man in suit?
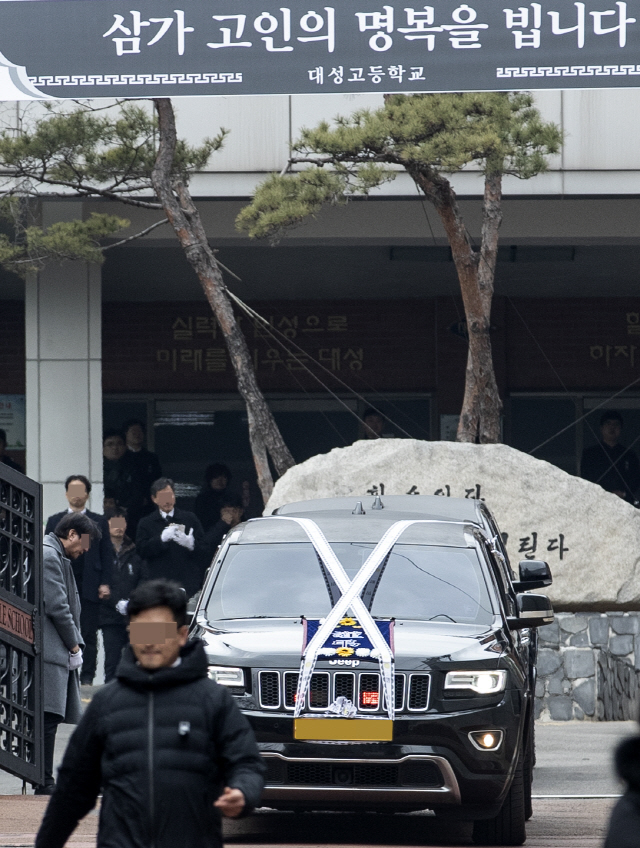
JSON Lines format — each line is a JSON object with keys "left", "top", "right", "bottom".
{"left": 39, "top": 512, "right": 101, "bottom": 793}
{"left": 136, "top": 477, "right": 205, "bottom": 600}
{"left": 45, "top": 475, "right": 113, "bottom": 686}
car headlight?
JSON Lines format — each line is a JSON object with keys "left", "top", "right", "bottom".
{"left": 208, "top": 666, "right": 245, "bottom": 687}
{"left": 444, "top": 670, "right": 507, "bottom": 695}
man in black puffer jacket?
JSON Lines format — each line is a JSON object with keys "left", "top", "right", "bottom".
{"left": 605, "top": 733, "right": 640, "bottom": 847}
{"left": 36, "top": 579, "right": 265, "bottom": 848}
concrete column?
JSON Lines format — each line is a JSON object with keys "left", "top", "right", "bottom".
{"left": 25, "top": 200, "right": 103, "bottom": 522}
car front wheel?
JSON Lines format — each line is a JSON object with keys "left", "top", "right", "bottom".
{"left": 472, "top": 754, "right": 526, "bottom": 846}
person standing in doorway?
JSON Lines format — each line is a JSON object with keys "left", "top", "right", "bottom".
{"left": 201, "top": 494, "right": 246, "bottom": 568}
{"left": 45, "top": 476, "right": 113, "bottom": 686}
{"left": 103, "top": 430, "right": 143, "bottom": 510}
{"left": 195, "top": 463, "right": 233, "bottom": 532}
{"left": 581, "top": 410, "right": 640, "bottom": 502}
{"left": 35, "top": 578, "right": 265, "bottom": 848}
{"left": 100, "top": 507, "right": 148, "bottom": 683}
{"left": 122, "top": 418, "right": 162, "bottom": 532}
{"left": 356, "top": 408, "right": 395, "bottom": 442}
{"left": 136, "top": 478, "right": 205, "bottom": 600}
{"left": 38, "top": 512, "right": 101, "bottom": 794}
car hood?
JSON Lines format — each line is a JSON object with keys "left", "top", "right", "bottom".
{"left": 195, "top": 617, "right": 505, "bottom": 670}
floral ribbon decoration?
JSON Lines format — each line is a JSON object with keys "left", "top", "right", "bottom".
{"left": 269, "top": 515, "right": 443, "bottom": 722}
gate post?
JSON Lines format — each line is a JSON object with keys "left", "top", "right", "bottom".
{"left": 0, "top": 463, "right": 44, "bottom": 788}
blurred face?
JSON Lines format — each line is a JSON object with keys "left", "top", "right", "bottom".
{"left": 61, "top": 529, "right": 91, "bottom": 560}
{"left": 126, "top": 424, "right": 145, "bottom": 449}
{"left": 221, "top": 506, "right": 243, "bottom": 527}
{"left": 109, "top": 515, "right": 127, "bottom": 541}
{"left": 129, "top": 606, "right": 188, "bottom": 670}
{"left": 66, "top": 480, "right": 89, "bottom": 511}
{"left": 210, "top": 475, "right": 228, "bottom": 491}
{"left": 601, "top": 419, "right": 622, "bottom": 446}
{"left": 364, "top": 414, "right": 385, "bottom": 438}
{"left": 152, "top": 486, "right": 176, "bottom": 513}
{"left": 104, "top": 435, "right": 126, "bottom": 461}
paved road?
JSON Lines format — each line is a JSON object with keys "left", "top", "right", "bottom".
{"left": 0, "top": 719, "right": 635, "bottom": 846}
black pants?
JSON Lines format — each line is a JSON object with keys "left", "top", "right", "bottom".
{"left": 80, "top": 599, "right": 100, "bottom": 683}
{"left": 102, "top": 622, "right": 128, "bottom": 682}
{"left": 43, "top": 711, "right": 63, "bottom": 787}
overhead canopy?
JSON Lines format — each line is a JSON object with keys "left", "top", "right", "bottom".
{"left": 1, "top": 0, "right": 640, "bottom": 100}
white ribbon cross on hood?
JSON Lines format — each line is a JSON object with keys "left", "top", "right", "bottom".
{"left": 270, "top": 516, "right": 430, "bottom": 720}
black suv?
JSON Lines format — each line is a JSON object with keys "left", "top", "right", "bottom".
{"left": 190, "top": 495, "right": 553, "bottom": 846}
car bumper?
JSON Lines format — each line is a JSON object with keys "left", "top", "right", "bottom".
{"left": 260, "top": 751, "right": 461, "bottom": 808}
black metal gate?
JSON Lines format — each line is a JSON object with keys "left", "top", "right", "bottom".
{"left": 0, "top": 462, "right": 44, "bottom": 787}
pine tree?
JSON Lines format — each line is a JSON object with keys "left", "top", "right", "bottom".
{"left": 237, "top": 92, "right": 562, "bottom": 443}
{"left": 0, "top": 100, "right": 295, "bottom": 501}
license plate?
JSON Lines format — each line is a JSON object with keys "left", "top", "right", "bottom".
{"left": 294, "top": 718, "right": 393, "bottom": 742}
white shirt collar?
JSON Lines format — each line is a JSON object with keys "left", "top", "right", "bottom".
{"left": 170, "top": 657, "right": 182, "bottom": 668}
{"left": 67, "top": 507, "right": 87, "bottom": 515}
{"left": 127, "top": 446, "right": 142, "bottom": 452}
{"left": 160, "top": 508, "right": 175, "bottom": 519}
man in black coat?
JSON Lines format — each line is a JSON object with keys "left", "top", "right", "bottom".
{"left": 45, "top": 475, "right": 114, "bottom": 685}
{"left": 136, "top": 477, "right": 205, "bottom": 600}
{"left": 35, "top": 579, "right": 265, "bottom": 848}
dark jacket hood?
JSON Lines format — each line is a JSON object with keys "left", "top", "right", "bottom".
{"left": 116, "top": 638, "right": 209, "bottom": 690}
{"left": 616, "top": 735, "right": 640, "bottom": 790}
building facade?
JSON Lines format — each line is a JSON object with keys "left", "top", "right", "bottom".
{"left": 1, "top": 89, "right": 640, "bottom": 517}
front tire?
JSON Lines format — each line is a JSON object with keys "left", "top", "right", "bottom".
{"left": 524, "top": 719, "right": 534, "bottom": 820}
{"left": 472, "top": 755, "right": 526, "bottom": 846}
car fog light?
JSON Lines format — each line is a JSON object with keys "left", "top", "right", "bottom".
{"left": 469, "top": 730, "right": 504, "bottom": 751}
{"left": 208, "top": 666, "right": 245, "bottom": 688}
{"left": 444, "top": 670, "right": 507, "bottom": 695}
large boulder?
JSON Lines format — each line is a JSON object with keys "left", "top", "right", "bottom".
{"left": 266, "top": 440, "right": 640, "bottom": 609}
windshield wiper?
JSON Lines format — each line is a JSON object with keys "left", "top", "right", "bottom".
{"left": 428, "top": 614, "right": 457, "bottom": 623}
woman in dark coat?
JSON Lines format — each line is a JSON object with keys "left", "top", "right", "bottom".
{"left": 605, "top": 731, "right": 640, "bottom": 846}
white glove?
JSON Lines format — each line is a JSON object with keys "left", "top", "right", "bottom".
{"left": 161, "top": 526, "right": 178, "bottom": 543}
{"left": 69, "top": 648, "right": 83, "bottom": 671}
{"left": 174, "top": 527, "right": 195, "bottom": 551}
{"left": 116, "top": 599, "right": 128, "bottom": 616}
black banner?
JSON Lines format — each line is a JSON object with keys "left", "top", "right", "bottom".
{"left": 0, "top": 0, "right": 640, "bottom": 99}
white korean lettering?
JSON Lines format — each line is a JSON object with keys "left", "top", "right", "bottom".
{"left": 503, "top": 3, "right": 541, "bottom": 47}
{"left": 590, "top": 1, "right": 636, "bottom": 47}
{"left": 328, "top": 65, "right": 344, "bottom": 82}
{"left": 398, "top": 6, "right": 442, "bottom": 48}
{"left": 548, "top": 2, "right": 585, "bottom": 48}
{"left": 440, "top": 4, "right": 488, "bottom": 48}
{"left": 298, "top": 8, "right": 336, "bottom": 52}
{"left": 388, "top": 64, "right": 405, "bottom": 81}
{"left": 355, "top": 6, "right": 394, "bottom": 50}
{"left": 103, "top": 11, "right": 150, "bottom": 55}
{"left": 208, "top": 15, "right": 252, "bottom": 48}
{"left": 409, "top": 65, "right": 425, "bottom": 79}
{"left": 348, "top": 67, "right": 365, "bottom": 80}
{"left": 254, "top": 8, "right": 293, "bottom": 51}
{"left": 308, "top": 65, "right": 324, "bottom": 83}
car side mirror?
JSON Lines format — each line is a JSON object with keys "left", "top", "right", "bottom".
{"left": 512, "top": 560, "right": 553, "bottom": 592}
{"left": 507, "top": 593, "right": 554, "bottom": 630}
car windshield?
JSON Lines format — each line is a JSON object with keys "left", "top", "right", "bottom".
{"left": 206, "top": 542, "right": 494, "bottom": 625}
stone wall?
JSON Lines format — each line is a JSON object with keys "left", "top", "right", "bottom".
{"left": 536, "top": 612, "right": 640, "bottom": 720}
